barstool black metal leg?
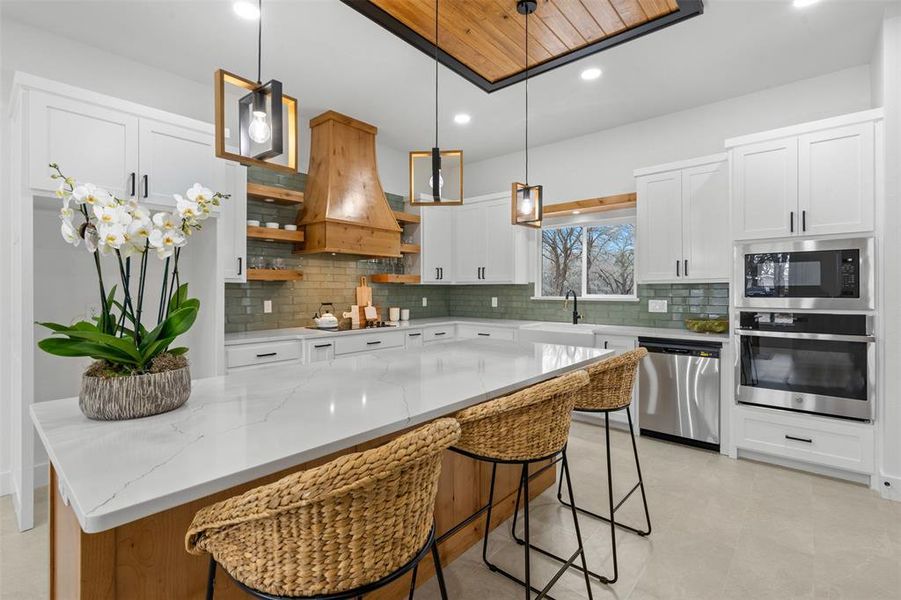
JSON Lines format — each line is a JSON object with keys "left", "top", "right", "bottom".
{"left": 408, "top": 563, "right": 419, "bottom": 600}
{"left": 603, "top": 413, "right": 619, "bottom": 585}
{"left": 206, "top": 557, "right": 217, "bottom": 600}
{"left": 431, "top": 539, "right": 450, "bottom": 600}
{"left": 557, "top": 409, "right": 651, "bottom": 538}
{"left": 481, "top": 463, "right": 498, "bottom": 569}
{"left": 522, "top": 464, "right": 531, "bottom": 600}
{"left": 562, "top": 451, "right": 595, "bottom": 598}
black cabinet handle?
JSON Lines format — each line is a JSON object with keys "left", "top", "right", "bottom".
{"left": 129, "top": 172, "right": 136, "bottom": 197}
{"left": 785, "top": 435, "right": 813, "bottom": 444}
{"left": 435, "top": 267, "right": 440, "bottom": 280}
{"left": 684, "top": 259, "right": 688, "bottom": 277}
{"left": 676, "top": 260, "right": 680, "bottom": 277}
{"left": 366, "top": 340, "right": 382, "bottom": 346}
{"left": 604, "top": 341, "right": 608, "bottom": 349}
{"left": 237, "top": 257, "right": 243, "bottom": 276}
{"left": 477, "top": 332, "right": 490, "bottom": 337}
{"left": 314, "top": 343, "right": 332, "bottom": 349}
{"left": 790, "top": 211, "right": 794, "bottom": 233}
{"left": 142, "top": 174, "right": 149, "bottom": 198}
{"left": 255, "top": 352, "right": 277, "bottom": 358}
{"left": 434, "top": 332, "right": 446, "bottom": 336}
{"left": 802, "top": 210, "right": 807, "bottom": 232}
{"left": 408, "top": 333, "right": 422, "bottom": 337}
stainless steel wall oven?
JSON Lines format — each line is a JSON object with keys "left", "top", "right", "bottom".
{"left": 736, "top": 312, "right": 874, "bottom": 421}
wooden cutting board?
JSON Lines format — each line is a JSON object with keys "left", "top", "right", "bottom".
{"left": 356, "top": 276, "right": 373, "bottom": 307}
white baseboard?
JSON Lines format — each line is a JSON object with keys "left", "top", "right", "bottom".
{"left": 878, "top": 473, "right": 901, "bottom": 501}
{"left": 737, "top": 449, "right": 871, "bottom": 486}
{"left": 0, "top": 462, "right": 49, "bottom": 497}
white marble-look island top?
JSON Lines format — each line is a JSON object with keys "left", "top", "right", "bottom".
{"left": 31, "top": 339, "right": 609, "bottom": 533}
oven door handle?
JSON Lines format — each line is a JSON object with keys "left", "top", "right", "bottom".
{"left": 736, "top": 330, "right": 875, "bottom": 343}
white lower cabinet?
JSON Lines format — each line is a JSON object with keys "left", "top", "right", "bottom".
{"left": 333, "top": 331, "right": 405, "bottom": 356}
{"left": 424, "top": 325, "right": 456, "bottom": 342}
{"left": 226, "top": 340, "right": 303, "bottom": 370}
{"left": 456, "top": 324, "right": 516, "bottom": 341}
{"left": 733, "top": 405, "right": 874, "bottom": 474}
{"left": 306, "top": 339, "right": 336, "bottom": 363}
{"left": 404, "top": 330, "right": 424, "bottom": 348}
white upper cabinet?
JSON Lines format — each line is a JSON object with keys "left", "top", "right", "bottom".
{"left": 731, "top": 139, "right": 798, "bottom": 240}
{"left": 682, "top": 161, "right": 731, "bottom": 280}
{"left": 727, "top": 110, "right": 881, "bottom": 241}
{"left": 420, "top": 206, "right": 454, "bottom": 283}
{"left": 798, "top": 122, "right": 874, "bottom": 236}
{"left": 28, "top": 91, "right": 139, "bottom": 197}
{"left": 637, "top": 170, "right": 683, "bottom": 282}
{"left": 636, "top": 154, "right": 730, "bottom": 283}
{"left": 420, "top": 192, "right": 531, "bottom": 285}
{"left": 138, "top": 119, "right": 222, "bottom": 208}
{"left": 221, "top": 160, "right": 247, "bottom": 283}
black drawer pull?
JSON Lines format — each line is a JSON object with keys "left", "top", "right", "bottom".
{"left": 434, "top": 332, "right": 446, "bottom": 336}
{"left": 785, "top": 435, "right": 813, "bottom": 444}
{"left": 408, "top": 333, "right": 422, "bottom": 337}
{"left": 255, "top": 352, "right": 277, "bottom": 358}
{"left": 477, "top": 333, "right": 491, "bottom": 337}
{"left": 314, "top": 343, "right": 332, "bottom": 349}
{"left": 366, "top": 341, "right": 382, "bottom": 346}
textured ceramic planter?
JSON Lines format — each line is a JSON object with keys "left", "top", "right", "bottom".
{"left": 79, "top": 366, "right": 191, "bottom": 420}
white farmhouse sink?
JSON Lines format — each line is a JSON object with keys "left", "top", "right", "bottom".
{"left": 519, "top": 322, "right": 598, "bottom": 348}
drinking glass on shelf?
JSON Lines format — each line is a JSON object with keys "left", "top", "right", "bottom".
{"left": 249, "top": 256, "right": 266, "bottom": 270}
{"left": 273, "top": 258, "right": 286, "bottom": 270}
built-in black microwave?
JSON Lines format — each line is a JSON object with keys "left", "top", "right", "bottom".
{"left": 735, "top": 238, "right": 873, "bottom": 310}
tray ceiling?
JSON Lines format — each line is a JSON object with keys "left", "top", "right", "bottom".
{"left": 342, "top": 0, "right": 704, "bottom": 92}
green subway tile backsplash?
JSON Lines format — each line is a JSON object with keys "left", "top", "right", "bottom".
{"left": 225, "top": 167, "right": 727, "bottom": 333}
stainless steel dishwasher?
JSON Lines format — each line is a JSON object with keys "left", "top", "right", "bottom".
{"left": 638, "top": 338, "right": 721, "bottom": 451}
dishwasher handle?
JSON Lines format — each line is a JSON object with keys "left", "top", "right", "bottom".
{"left": 639, "top": 338, "right": 721, "bottom": 359}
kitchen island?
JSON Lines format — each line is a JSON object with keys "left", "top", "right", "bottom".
{"left": 32, "top": 338, "right": 609, "bottom": 599}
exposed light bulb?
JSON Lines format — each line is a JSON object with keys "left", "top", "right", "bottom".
{"left": 248, "top": 110, "right": 271, "bottom": 144}
{"left": 518, "top": 189, "right": 534, "bottom": 216}
{"left": 428, "top": 171, "right": 445, "bottom": 192}
{"left": 233, "top": 1, "right": 260, "bottom": 20}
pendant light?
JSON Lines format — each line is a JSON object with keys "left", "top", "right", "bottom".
{"left": 214, "top": 0, "right": 299, "bottom": 173}
{"left": 410, "top": 0, "right": 463, "bottom": 206}
{"left": 512, "top": 0, "right": 542, "bottom": 227}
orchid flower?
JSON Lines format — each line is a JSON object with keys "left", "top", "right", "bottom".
{"left": 60, "top": 219, "right": 80, "bottom": 247}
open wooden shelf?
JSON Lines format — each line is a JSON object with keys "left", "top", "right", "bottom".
{"left": 393, "top": 210, "right": 421, "bottom": 224}
{"left": 369, "top": 273, "right": 421, "bottom": 284}
{"left": 247, "top": 183, "right": 305, "bottom": 206}
{"left": 247, "top": 269, "right": 304, "bottom": 282}
{"left": 246, "top": 226, "right": 305, "bottom": 243}
{"left": 400, "top": 243, "right": 421, "bottom": 254}
{"left": 543, "top": 193, "right": 637, "bottom": 217}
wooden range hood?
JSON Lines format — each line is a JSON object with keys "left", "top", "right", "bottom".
{"left": 296, "top": 111, "right": 402, "bottom": 257}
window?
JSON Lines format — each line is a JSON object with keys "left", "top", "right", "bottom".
{"left": 540, "top": 219, "right": 635, "bottom": 299}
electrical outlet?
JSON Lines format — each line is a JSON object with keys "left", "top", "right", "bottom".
{"left": 491, "top": 297, "right": 498, "bottom": 308}
{"left": 422, "top": 297, "right": 428, "bottom": 307}
{"left": 648, "top": 299, "right": 668, "bottom": 313}
{"left": 264, "top": 300, "right": 273, "bottom": 314}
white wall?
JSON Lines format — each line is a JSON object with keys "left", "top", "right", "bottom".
{"left": 0, "top": 19, "right": 408, "bottom": 196}
{"left": 462, "top": 66, "right": 873, "bottom": 203}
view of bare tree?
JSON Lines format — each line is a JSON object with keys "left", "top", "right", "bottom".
{"left": 541, "top": 227, "right": 582, "bottom": 296}
{"left": 541, "top": 223, "right": 634, "bottom": 297}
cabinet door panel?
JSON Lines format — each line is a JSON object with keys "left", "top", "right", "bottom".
{"left": 220, "top": 161, "right": 247, "bottom": 282}
{"left": 798, "top": 122, "right": 874, "bottom": 236}
{"left": 139, "top": 119, "right": 220, "bottom": 208}
{"left": 421, "top": 206, "right": 454, "bottom": 283}
{"left": 637, "top": 171, "right": 683, "bottom": 282}
{"left": 29, "top": 91, "right": 138, "bottom": 196}
{"left": 481, "top": 201, "right": 515, "bottom": 283}
{"left": 682, "top": 161, "right": 730, "bottom": 281}
{"left": 453, "top": 204, "right": 484, "bottom": 283}
{"left": 732, "top": 139, "right": 798, "bottom": 240}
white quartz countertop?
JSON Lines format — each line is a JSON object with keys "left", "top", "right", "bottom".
{"left": 31, "top": 339, "right": 609, "bottom": 533}
{"left": 224, "top": 317, "right": 729, "bottom": 346}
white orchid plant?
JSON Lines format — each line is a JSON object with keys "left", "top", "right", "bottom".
{"left": 38, "top": 163, "right": 229, "bottom": 376}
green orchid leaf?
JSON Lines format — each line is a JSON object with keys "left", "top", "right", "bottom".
{"left": 168, "top": 347, "right": 189, "bottom": 356}
{"left": 38, "top": 338, "right": 139, "bottom": 365}
{"left": 49, "top": 330, "right": 142, "bottom": 362}
{"left": 167, "top": 283, "right": 190, "bottom": 314}
{"left": 139, "top": 305, "right": 197, "bottom": 353}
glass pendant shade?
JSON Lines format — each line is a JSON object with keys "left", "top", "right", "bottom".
{"left": 512, "top": 182, "right": 542, "bottom": 227}
{"left": 409, "top": 149, "right": 463, "bottom": 205}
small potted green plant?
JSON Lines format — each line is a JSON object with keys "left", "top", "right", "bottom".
{"left": 37, "top": 164, "right": 228, "bottom": 420}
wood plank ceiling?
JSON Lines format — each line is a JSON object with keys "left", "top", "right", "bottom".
{"left": 343, "top": 0, "right": 702, "bottom": 92}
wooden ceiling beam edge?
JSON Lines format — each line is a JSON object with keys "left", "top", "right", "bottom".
{"left": 543, "top": 193, "right": 637, "bottom": 216}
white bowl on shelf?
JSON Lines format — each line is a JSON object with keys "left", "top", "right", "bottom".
{"left": 246, "top": 220, "right": 260, "bottom": 227}
{"left": 284, "top": 224, "right": 298, "bottom": 231}
{"left": 265, "top": 222, "right": 280, "bottom": 229}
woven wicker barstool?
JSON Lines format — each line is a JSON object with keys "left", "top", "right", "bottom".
{"left": 510, "top": 348, "right": 651, "bottom": 586}
{"left": 185, "top": 418, "right": 461, "bottom": 600}
{"left": 430, "top": 370, "right": 594, "bottom": 600}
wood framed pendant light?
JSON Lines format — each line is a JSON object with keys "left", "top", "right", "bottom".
{"left": 512, "top": 0, "right": 542, "bottom": 228}
{"left": 409, "top": 0, "right": 463, "bottom": 206}
{"left": 214, "top": 0, "right": 299, "bottom": 173}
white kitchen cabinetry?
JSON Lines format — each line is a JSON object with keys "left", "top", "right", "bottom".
{"left": 727, "top": 111, "right": 881, "bottom": 241}
{"left": 423, "top": 325, "right": 456, "bottom": 342}
{"left": 226, "top": 340, "right": 303, "bottom": 370}
{"left": 405, "top": 330, "right": 424, "bottom": 348}
{"left": 221, "top": 160, "right": 248, "bottom": 283}
{"left": 420, "top": 206, "right": 454, "bottom": 283}
{"left": 636, "top": 154, "right": 729, "bottom": 283}
{"left": 333, "top": 330, "right": 405, "bottom": 356}
{"left": 421, "top": 192, "right": 533, "bottom": 285}
{"left": 306, "top": 339, "right": 336, "bottom": 363}
{"left": 456, "top": 324, "right": 516, "bottom": 341}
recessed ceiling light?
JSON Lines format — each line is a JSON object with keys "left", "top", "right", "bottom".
{"left": 580, "top": 67, "right": 602, "bottom": 81}
{"left": 233, "top": 1, "right": 260, "bottom": 20}
{"left": 454, "top": 113, "right": 471, "bottom": 125}
{"left": 572, "top": 210, "right": 581, "bottom": 215}
{"left": 792, "top": 0, "right": 820, "bottom": 7}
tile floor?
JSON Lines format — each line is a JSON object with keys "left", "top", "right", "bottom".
{"left": 2, "top": 421, "right": 900, "bottom": 599}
